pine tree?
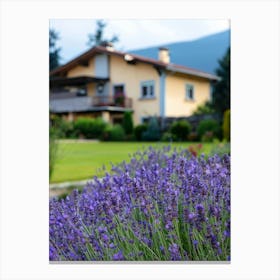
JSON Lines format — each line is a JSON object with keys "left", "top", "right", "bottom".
{"left": 49, "top": 29, "right": 61, "bottom": 71}
{"left": 87, "top": 20, "right": 119, "bottom": 47}
{"left": 122, "top": 111, "right": 134, "bottom": 135}
{"left": 211, "top": 47, "right": 230, "bottom": 119}
{"left": 142, "top": 117, "right": 160, "bottom": 141}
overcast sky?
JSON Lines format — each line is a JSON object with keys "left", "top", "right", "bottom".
{"left": 50, "top": 19, "right": 230, "bottom": 64}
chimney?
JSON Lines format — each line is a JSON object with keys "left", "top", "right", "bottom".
{"left": 158, "top": 47, "right": 170, "bottom": 64}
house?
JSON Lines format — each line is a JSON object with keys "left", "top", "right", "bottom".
{"left": 50, "top": 43, "right": 219, "bottom": 125}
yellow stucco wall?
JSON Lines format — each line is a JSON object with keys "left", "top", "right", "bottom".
{"left": 67, "top": 58, "right": 95, "bottom": 77}
{"left": 165, "top": 74, "right": 211, "bottom": 117}
{"left": 87, "top": 83, "right": 95, "bottom": 96}
{"left": 109, "top": 55, "right": 160, "bottom": 125}
{"left": 66, "top": 58, "right": 96, "bottom": 96}
{"left": 63, "top": 53, "right": 212, "bottom": 124}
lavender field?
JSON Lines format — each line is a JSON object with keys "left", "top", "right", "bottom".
{"left": 49, "top": 146, "right": 230, "bottom": 261}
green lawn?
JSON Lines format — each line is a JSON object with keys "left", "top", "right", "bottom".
{"left": 50, "top": 141, "right": 226, "bottom": 183}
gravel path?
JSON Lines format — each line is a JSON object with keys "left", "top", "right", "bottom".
{"left": 49, "top": 179, "right": 92, "bottom": 198}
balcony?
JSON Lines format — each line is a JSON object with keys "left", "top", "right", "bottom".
{"left": 49, "top": 91, "right": 133, "bottom": 113}
{"left": 91, "top": 96, "right": 132, "bottom": 108}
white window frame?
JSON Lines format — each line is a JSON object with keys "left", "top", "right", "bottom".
{"left": 140, "top": 80, "right": 155, "bottom": 99}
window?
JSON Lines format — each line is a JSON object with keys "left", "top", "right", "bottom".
{"left": 76, "top": 87, "right": 87, "bottom": 96}
{"left": 113, "top": 84, "right": 125, "bottom": 96}
{"left": 186, "top": 84, "right": 194, "bottom": 100}
{"left": 113, "top": 84, "right": 126, "bottom": 106}
{"left": 140, "top": 81, "right": 155, "bottom": 99}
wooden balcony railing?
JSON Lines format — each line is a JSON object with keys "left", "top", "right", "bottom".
{"left": 91, "top": 96, "right": 132, "bottom": 108}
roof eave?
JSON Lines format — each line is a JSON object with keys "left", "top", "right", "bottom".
{"left": 49, "top": 46, "right": 103, "bottom": 76}
{"left": 166, "top": 65, "right": 220, "bottom": 81}
{"left": 49, "top": 46, "right": 220, "bottom": 82}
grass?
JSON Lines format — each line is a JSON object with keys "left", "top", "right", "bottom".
{"left": 50, "top": 141, "right": 223, "bottom": 183}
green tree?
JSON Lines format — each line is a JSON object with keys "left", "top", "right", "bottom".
{"left": 222, "top": 109, "right": 230, "bottom": 141}
{"left": 197, "top": 119, "right": 220, "bottom": 141}
{"left": 87, "top": 20, "right": 119, "bottom": 47}
{"left": 193, "top": 101, "right": 214, "bottom": 115}
{"left": 211, "top": 47, "right": 230, "bottom": 119}
{"left": 49, "top": 29, "right": 61, "bottom": 71}
{"left": 122, "top": 111, "right": 134, "bottom": 135}
{"left": 170, "top": 120, "right": 191, "bottom": 141}
{"left": 134, "top": 124, "right": 147, "bottom": 141}
{"left": 142, "top": 117, "right": 160, "bottom": 141}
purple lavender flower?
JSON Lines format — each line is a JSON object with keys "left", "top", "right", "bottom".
{"left": 112, "top": 251, "right": 125, "bottom": 261}
{"left": 49, "top": 146, "right": 230, "bottom": 261}
{"left": 196, "top": 204, "right": 204, "bottom": 213}
{"left": 168, "top": 243, "right": 181, "bottom": 260}
{"left": 101, "top": 233, "right": 109, "bottom": 243}
{"left": 49, "top": 245, "right": 58, "bottom": 261}
{"left": 187, "top": 213, "right": 196, "bottom": 222}
{"left": 193, "top": 240, "right": 198, "bottom": 247}
{"left": 223, "top": 220, "right": 231, "bottom": 238}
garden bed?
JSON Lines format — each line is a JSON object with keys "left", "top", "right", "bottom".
{"left": 50, "top": 146, "right": 230, "bottom": 261}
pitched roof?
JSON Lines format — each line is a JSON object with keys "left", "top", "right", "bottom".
{"left": 50, "top": 46, "right": 219, "bottom": 81}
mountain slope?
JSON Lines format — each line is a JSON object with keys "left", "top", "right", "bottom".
{"left": 129, "top": 30, "right": 230, "bottom": 74}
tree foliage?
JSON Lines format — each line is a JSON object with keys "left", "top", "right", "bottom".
{"left": 122, "top": 111, "right": 134, "bottom": 135}
{"left": 87, "top": 20, "right": 119, "bottom": 47}
{"left": 134, "top": 124, "right": 148, "bottom": 141}
{"left": 222, "top": 109, "right": 230, "bottom": 141}
{"left": 211, "top": 47, "right": 230, "bottom": 119}
{"left": 142, "top": 117, "right": 160, "bottom": 141}
{"left": 170, "top": 120, "right": 191, "bottom": 141}
{"left": 197, "top": 119, "right": 220, "bottom": 140}
{"left": 73, "top": 117, "right": 107, "bottom": 139}
{"left": 49, "top": 29, "right": 61, "bottom": 71}
{"left": 193, "top": 101, "right": 215, "bottom": 115}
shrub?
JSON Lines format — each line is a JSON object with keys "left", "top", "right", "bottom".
{"left": 122, "top": 111, "right": 134, "bottom": 135}
{"left": 197, "top": 119, "right": 220, "bottom": 141}
{"left": 170, "top": 120, "right": 191, "bottom": 141}
{"left": 73, "top": 117, "right": 107, "bottom": 139}
{"left": 50, "top": 146, "right": 230, "bottom": 261}
{"left": 134, "top": 124, "right": 148, "bottom": 141}
{"left": 124, "top": 134, "right": 136, "bottom": 141}
{"left": 50, "top": 116, "right": 75, "bottom": 138}
{"left": 161, "top": 131, "right": 176, "bottom": 142}
{"left": 223, "top": 109, "right": 230, "bottom": 141}
{"left": 201, "top": 131, "right": 214, "bottom": 142}
{"left": 59, "top": 119, "right": 74, "bottom": 138}
{"left": 192, "top": 101, "right": 214, "bottom": 115}
{"left": 188, "top": 131, "right": 199, "bottom": 142}
{"left": 102, "top": 124, "right": 125, "bottom": 141}
{"left": 142, "top": 117, "right": 161, "bottom": 141}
